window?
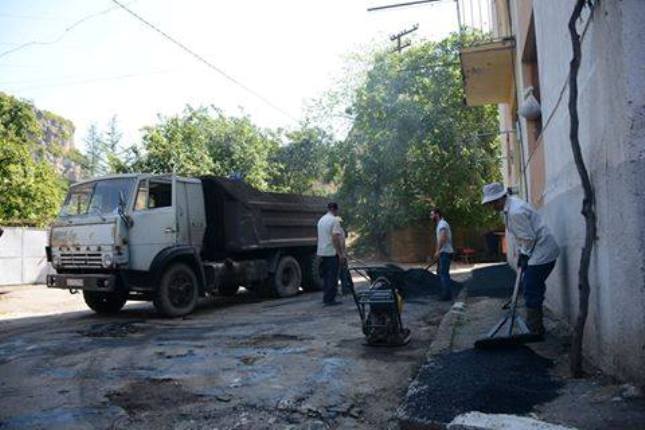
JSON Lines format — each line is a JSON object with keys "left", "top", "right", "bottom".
{"left": 134, "top": 179, "right": 172, "bottom": 210}
{"left": 134, "top": 182, "right": 148, "bottom": 210}
{"left": 60, "top": 182, "right": 93, "bottom": 216}
{"left": 149, "top": 181, "right": 172, "bottom": 208}
{"left": 60, "top": 178, "right": 135, "bottom": 217}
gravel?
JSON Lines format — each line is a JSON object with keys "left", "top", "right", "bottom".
{"left": 400, "top": 346, "right": 563, "bottom": 424}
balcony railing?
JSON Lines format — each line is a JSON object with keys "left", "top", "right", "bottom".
{"left": 457, "top": 0, "right": 512, "bottom": 46}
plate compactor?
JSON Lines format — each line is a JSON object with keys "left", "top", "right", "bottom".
{"left": 347, "top": 266, "right": 411, "bottom": 347}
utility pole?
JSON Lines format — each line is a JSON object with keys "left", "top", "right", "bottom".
{"left": 390, "top": 24, "right": 419, "bottom": 53}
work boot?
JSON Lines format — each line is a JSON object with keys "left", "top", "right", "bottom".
{"left": 526, "top": 307, "right": 545, "bottom": 337}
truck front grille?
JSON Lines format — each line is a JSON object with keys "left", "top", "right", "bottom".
{"left": 60, "top": 252, "right": 103, "bottom": 268}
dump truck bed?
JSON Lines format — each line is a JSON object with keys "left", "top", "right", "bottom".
{"left": 200, "top": 176, "right": 327, "bottom": 259}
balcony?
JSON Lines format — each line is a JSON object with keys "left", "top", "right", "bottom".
{"left": 456, "top": 0, "right": 515, "bottom": 106}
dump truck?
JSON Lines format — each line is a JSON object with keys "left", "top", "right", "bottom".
{"left": 46, "top": 174, "right": 327, "bottom": 316}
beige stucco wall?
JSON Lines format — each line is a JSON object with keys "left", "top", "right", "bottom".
{"left": 525, "top": 0, "right": 645, "bottom": 383}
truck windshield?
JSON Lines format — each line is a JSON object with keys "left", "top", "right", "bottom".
{"left": 59, "top": 178, "right": 136, "bottom": 217}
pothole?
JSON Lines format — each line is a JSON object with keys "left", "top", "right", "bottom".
{"left": 107, "top": 378, "right": 205, "bottom": 415}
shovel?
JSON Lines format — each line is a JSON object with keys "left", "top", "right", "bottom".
{"left": 474, "top": 266, "right": 543, "bottom": 349}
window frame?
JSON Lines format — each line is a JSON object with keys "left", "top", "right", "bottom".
{"left": 132, "top": 177, "right": 173, "bottom": 212}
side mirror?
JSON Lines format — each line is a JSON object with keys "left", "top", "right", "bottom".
{"left": 118, "top": 191, "right": 134, "bottom": 228}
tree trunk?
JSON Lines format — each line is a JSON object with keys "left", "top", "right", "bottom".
{"left": 568, "top": 0, "right": 598, "bottom": 378}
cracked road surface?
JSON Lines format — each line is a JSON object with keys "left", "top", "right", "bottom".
{"left": 0, "top": 279, "right": 452, "bottom": 429}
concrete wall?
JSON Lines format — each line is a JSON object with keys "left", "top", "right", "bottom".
{"left": 0, "top": 228, "right": 52, "bottom": 286}
{"left": 529, "top": 0, "right": 645, "bottom": 383}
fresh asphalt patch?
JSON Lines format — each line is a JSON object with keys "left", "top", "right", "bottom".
{"left": 399, "top": 346, "right": 563, "bottom": 424}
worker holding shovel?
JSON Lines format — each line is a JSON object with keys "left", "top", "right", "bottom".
{"left": 481, "top": 183, "right": 560, "bottom": 336}
{"left": 431, "top": 208, "right": 454, "bottom": 301}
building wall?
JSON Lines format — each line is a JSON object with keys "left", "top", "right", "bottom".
{"left": 0, "top": 228, "right": 52, "bottom": 286}
{"left": 528, "top": 0, "right": 645, "bottom": 383}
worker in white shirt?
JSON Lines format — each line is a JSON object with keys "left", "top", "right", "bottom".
{"left": 316, "top": 202, "right": 346, "bottom": 306}
{"left": 431, "top": 208, "right": 454, "bottom": 301}
{"left": 481, "top": 182, "right": 560, "bottom": 335}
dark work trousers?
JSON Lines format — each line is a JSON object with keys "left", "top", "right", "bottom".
{"left": 339, "top": 260, "right": 354, "bottom": 295}
{"left": 321, "top": 256, "right": 339, "bottom": 304}
{"left": 438, "top": 252, "right": 454, "bottom": 299}
{"left": 523, "top": 260, "right": 556, "bottom": 309}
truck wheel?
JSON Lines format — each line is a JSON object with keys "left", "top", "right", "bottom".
{"left": 154, "top": 263, "right": 199, "bottom": 317}
{"left": 83, "top": 291, "right": 127, "bottom": 314}
{"left": 219, "top": 283, "right": 240, "bottom": 297}
{"left": 302, "top": 255, "right": 324, "bottom": 291}
{"left": 272, "top": 255, "right": 302, "bottom": 298}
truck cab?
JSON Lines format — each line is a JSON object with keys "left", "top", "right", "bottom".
{"left": 47, "top": 174, "right": 324, "bottom": 317}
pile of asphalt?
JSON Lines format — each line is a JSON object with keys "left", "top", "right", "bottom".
{"left": 366, "top": 264, "right": 444, "bottom": 298}
{"left": 464, "top": 263, "right": 516, "bottom": 298}
{"left": 399, "top": 346, "right": 563, "bottom": 425}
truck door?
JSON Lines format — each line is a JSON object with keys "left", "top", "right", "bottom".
{"left": 128, "top": 177, "right": 177, "bottom": 271}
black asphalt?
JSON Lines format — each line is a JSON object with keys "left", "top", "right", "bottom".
{"left": 464, "top": 263, "right": 515, "bottom": 298}
{"left": 400, "top": 346, "right": 563, "bottom": 424}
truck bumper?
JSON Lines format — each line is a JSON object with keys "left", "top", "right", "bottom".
{"left": 47, "top": 273, "right": 117, "bottom": 292}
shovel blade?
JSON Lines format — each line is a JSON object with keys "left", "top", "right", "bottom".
{"left": 474, "top": 315, "right": 544, "bottom": 349}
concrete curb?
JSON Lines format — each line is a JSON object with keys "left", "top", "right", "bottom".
{"left": 426, "top": 289, "right": 467, "bottom": 357}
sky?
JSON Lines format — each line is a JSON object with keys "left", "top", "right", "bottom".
{"left": 0, "top": 0, "right": 459, "bottom": 151}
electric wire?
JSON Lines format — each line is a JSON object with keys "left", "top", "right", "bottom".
{"left": 0, "top": 1, "right": 137, "bottom": 60}
{"left": 110, "top": 0, "right": 297, "bottom": 122}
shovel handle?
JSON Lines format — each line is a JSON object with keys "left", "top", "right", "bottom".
{"left": 508, "top": 266, "right": 524, "bottom": 336}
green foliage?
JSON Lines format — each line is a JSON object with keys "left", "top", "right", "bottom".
{"left": 0, "top": 93, "right": 67, "bottom": 226}
{"left": 83, "top": 123, "right": 105, "bottom": 177}
{"left": 122, "top": 106, "right": 283, "bottom": 190}
{"left": 104, "top": 115, "right": 125, "bottom": 174}
{"left": 270, "top": 125, "right": 338, "bottom": 195}
{"left": 335, "top": 34, "right": 501, "bottom": 251}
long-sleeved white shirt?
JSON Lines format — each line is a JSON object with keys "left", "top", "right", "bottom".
{"left": 504, "top": 196, "right": 560, "bottom": 265}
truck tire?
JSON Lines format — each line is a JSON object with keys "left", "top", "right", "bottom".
{"left": 154, "top": 263, "right": 199, "bottom": 317}
{"left": 83, "top": 290, "right": 127, "bottom": 314}
{"left": 302, "top": 254, "right": 324, "bottom": 291}
{"left": 271, "top": 255, "right": 302, "bottom": 298}
{"left": 219, "top": 283, "right": 240, "bottom": 297}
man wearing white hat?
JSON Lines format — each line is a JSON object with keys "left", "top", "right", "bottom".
{"left": 481, "top": 182, "right": 560, "bottom": 336}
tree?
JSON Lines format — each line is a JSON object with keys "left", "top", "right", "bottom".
{"left": 568, "top": 0, "right": 598, "bottom": 378}
{"left": 270, "top": 125, "right": 338, "bottom": 195}
{"left": 104, "top": 115, "right": 124, "bottom": 174}
{"left": 121, "top": 106, "right": 282, "bottom": 190}
{"left": 83, "top": 123, "right": 104, "bottom": 177}
{"left": 0, "top": 93, "right": 66, "bottom": 226}
{"left": 336, "top": 34, "right": 501, "bottom": 254}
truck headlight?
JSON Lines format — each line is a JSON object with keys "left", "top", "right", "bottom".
{"left": 52, "top": 254, "right": 61, "bottom": 268}
{"left": 102, "top": 253, "right": 114, "bottom": 268}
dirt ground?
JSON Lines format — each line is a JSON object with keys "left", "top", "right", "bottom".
{"left": 0, "top": 272, "right": 456, "bottom": 430}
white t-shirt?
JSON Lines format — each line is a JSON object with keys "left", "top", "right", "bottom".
{"left": 317, "top": 212, "right": 343, "bottom": 256}
{"left": 436, "top": 218, "right": 454, "bottom": 254}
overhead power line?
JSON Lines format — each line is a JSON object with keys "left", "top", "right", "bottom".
{"left": 0, "top": 2, "right": 137, "bottom": 60}
{"left": 110, "top": 0, "right": 297, "bottom": 122}
{"left": 367, "top": 0, "right": 443, "bottom": 12}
